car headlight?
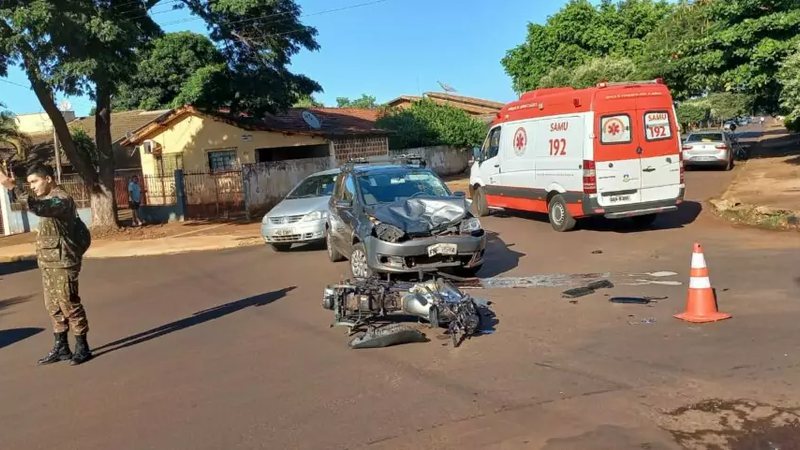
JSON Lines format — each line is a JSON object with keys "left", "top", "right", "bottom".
{"left": 459, "top": 217, "right": 482, "bottom": 234}
{"left": 302, "top": 210, "right": 327, "bottom": 222}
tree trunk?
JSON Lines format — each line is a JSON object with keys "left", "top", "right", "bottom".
{"left": 93, "top": 86, "right": 119, "bottom": 229}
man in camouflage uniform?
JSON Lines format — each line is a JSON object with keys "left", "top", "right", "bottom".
{"left": 0, "top": 163, "right": 92, "bottom": 365}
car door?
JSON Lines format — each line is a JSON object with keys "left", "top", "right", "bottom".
{"left": 639, "top": 109, "right": 681, "bottom": 202}
{"left": 595, "top": 112, "right": 643, "bottom": 207}
{"left": 330, "top": 173, "right": 359, "bottom": 256}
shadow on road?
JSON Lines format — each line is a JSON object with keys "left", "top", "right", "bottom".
{"left": 93, "top": 286, "right": 296, "bottom": 357}
{"left": 475, "top": 231, "right": 525, "bottom": 278}
{"left": 0, "top": 260, "right": 37, "bottom": 276}
{"left": 492, "top": 201, "right": 702, "bottom": 234}
{"left": 0, "top": 295, "right": 34, "bottom": 313}
{"left": 0, "top": 327, "right": 44, "bottom": 350}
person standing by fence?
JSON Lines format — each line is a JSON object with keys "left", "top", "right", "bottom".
{"left": 0, "top": 163, "right": 93, "bottom": 366}
{"left": 128, "top": 175, "right": 143, "bottom": 226}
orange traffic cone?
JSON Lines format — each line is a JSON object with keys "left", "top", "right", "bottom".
{"left": 674, "top": 242, "right": 731, "bottom": 323}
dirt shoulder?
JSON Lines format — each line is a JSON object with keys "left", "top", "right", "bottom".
{"left": 710, "top": 126, "right": 800, "bottom": 231}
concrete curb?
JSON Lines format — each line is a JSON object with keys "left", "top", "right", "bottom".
{"left": 0, "top": 236, "right": 265, "bottom": 263}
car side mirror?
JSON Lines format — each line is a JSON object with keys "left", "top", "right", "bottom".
{"left": 453, "top": 191, "right": 466, "bottom": 198}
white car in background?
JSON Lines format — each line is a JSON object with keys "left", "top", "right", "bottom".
{"left": 261, "top": 168, "right": 340, "bottom": 251}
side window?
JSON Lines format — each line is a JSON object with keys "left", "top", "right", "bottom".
{"left": 483, "top": 127, "right": 502, "bottom": 159}
{"left": 600, "top": 115, "right": 632, "bottom": 144}
{"left": 343, "top": 175, "right": 357, "bottom": 202}
{"left": 643, "top": 111, "right": 673, "bottom": 141}
{"left": 333, "top": 174, "right": 346, "bottom": 200}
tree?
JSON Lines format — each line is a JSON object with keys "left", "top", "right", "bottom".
{"left": 377, "top": 100, "right": 487, "bottom": 150}
{"left": 501, "top": 0, "right": 674, "bottom": 92}
{"left": 336, "top": 94, "right": 379, "bottom": 109}
{"left": 638, "top": 0, "right": 800, "bottom": 108}
{"left": 676, "top": 100, "right": 710, "bottom": 130}
{"left": 539, "top": 56, "right": 637, "bottom": 89}
{"left": 114, "top": 32, "right": 225, "bottom": 111}
{"left": 705, "top": 92, "right": 753, "bottom": 122}
{"left": 778, "top": 45, "right": 800, "bottom": 131}
{"left": 0, "top": 0, "right": 320, "bottom": 228}
{"left": 293, "top": 94, "right": 324, "bottom": 108}
{"left": 0, "top": 104, "right": 29, "bottom": 158}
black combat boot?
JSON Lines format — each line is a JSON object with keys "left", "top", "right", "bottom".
{"left": 70, "top": 334, "right": 93, "bottom": 366}
{"left": 37, "top": 331, "right": 72, "bottom": 365}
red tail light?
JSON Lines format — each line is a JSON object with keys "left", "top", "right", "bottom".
{"left": 678, "top": 150, "right": 685, "bottom": 184}
{"left": 715, "top": 144, "right": 728, "bottom": 149}
{"left": 583, "top": 160, "right": 597, "bottom": 194}
{"left": 682, "top": 144, "right": 693, "bottom": 150}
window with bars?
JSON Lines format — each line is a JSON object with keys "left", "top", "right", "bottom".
{"left": 207, "top": 149, "right": 239, "bottom": 173}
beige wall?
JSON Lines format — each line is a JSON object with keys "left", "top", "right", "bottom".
{"left": 15, "top": 111, "right": 76, "bottom": 134}
{"left": 139, "top": 113, "right": 330, "bottom": 176}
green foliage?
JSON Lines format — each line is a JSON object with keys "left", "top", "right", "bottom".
{"left": 0, "top": 103, "right": 28, "bottom": 157}
{"left": 502, "top": 0, "right": 674, "bottom": 92}
{"left": 705, "top": 92, "right": 753, "bottom": 121}
{"left": 539, "top": 56, "right": 637, "bottom": 88}
{"left": 70, "top": 127, "right": 98, "bottom": 166}
{"left": 294, "top": 94, "right": 324, "bottom": 108}
{"left": 114, "top": 32, "right": 226, "bottom": 111}
{"left": 778, "top": 45, "right": 800, "bottom": 130}
{"left": 336, "top": 95, "right": 379, "bottom": 109}
{"left": 377, "top": 100, "right": 487, "bottom": 150}
{"left": 638, "top": 0, "right": 800, "bottom": 108}
{"left": 676, "top": 101, "right": 710, "bottom": 128}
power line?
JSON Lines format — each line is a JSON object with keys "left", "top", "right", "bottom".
{"left": 0, "top": 78, "right": 29, "bottom": 89}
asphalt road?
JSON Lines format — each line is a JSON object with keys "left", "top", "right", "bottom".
{"left": 3, "top": 138, "right": 800, "bottom": 449}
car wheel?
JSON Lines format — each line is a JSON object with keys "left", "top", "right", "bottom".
{"left": 350, "top": 242, "right": 373, "bottom": 278}
{"left": 270, "top": 243, "right": 292, "bottom": 252}
{"left": 548, "top": 194, "right": 576, "bottom": 232}
{"left": 326, "top": 229, "right": 345, "bottom": 262}
{"left": 725, "top": 157, "right": 734, "bottom": 171}
{"left": 631, "top": 213, "right": 658, "bottom": 228}
{"left": 471, "top": 186, "right": 490, "bottom": 217}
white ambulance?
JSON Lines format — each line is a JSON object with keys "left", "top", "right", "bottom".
{"left": 469, "top": 79, "right": 685, "bottom": 231}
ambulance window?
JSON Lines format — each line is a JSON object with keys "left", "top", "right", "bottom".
{"left": 484, "top": 126, "right": 501, "bottom": 159}
{"left": 600, "top": 114, "right": 631, "bottom": 144}
{"left": 644, "top": 111, "right": 673, "bottom": 141}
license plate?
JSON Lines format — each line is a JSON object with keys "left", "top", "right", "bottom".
{"left": 693, "top": 156, "right": 717, "bottom": 161}
{"left": 427, "top": 243, "right": 458, "bottom": 257}
{"left": 609, "top": 195, "right": 631, "bottom": 203}
{"left": 274, "top": 228, "right": 293, "bottom": 236}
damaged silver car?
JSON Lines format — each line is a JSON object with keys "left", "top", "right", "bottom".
{"left": 325, "top": 162, "right": 487, "bottom": 278}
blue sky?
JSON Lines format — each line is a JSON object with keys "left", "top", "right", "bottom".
{"left": 1, "top": 0, "right": 568, "bottom": 116}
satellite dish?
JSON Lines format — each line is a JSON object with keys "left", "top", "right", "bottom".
{"left": 302, "top": 111, "right": 321, "bottom": 129}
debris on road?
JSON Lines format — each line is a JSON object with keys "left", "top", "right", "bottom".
{"left": 591, "top": 249, "right": 603, "bottom": 254}
{"left": 587, "top": 279, "right": 614, "bottom": 290}
{"left": 349, "top": 324, "right": 428, "bottom": 349}
{"left": 323, "top": 276, "right": 491, "bottom": 348}
{"left": 447, "top": 272, "right": 679, "bottom": 290}
{"left": 627, "top": 317, "right": 657, "bottom": 325}
{"left": 610, "top": 296, "right": 667, "bottom": 305}
{"left": 562, "top": 287, "right": 595, "bottom": 299}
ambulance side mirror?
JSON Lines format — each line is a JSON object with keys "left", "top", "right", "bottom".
{"left": 472, "top": 146, "right": 481, "bottom": 162}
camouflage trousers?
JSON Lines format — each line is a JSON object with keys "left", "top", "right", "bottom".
{"left": 41, "top": 266, "right": 89, "bottom": 335}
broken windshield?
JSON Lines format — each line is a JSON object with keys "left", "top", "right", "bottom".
{"left": 357, "top": 170, "right": 451, "bottom": 205}
{"left": 286, "top": 173, "right": 338, "bottom": 199}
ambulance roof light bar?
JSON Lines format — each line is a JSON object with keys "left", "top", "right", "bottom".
{"left": 596, "top": 78, "right": 664, "bottom": 88}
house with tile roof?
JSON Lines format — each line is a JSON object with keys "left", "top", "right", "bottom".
{"left": 121, "top": 105, "right": 391, "bottom": 177}
{"left": 386, "top": 92, "right": 504, "bottom": 123}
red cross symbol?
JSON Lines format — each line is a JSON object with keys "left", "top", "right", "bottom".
{"left": 607, "top": 122, "right": 621, "bottom": 135}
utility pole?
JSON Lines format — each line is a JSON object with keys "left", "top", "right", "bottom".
{"left": 53, "top": 126, "right": 62, "bottom": 184}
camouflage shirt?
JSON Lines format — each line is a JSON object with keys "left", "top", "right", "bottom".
{"left": 14, "top": 186, "right": 81, "bottom": 269}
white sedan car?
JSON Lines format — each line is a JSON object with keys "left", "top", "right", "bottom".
{"left": 261, "top": 168, "right": 340, "bottom": 251}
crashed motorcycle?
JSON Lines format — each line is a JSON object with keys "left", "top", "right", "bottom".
{"left": 323, "top": 277, "right": 487, "bottom": 348}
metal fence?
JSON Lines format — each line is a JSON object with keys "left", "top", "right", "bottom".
{"left": 142, "top": 174, "right": 177, "bottom": 206}
{"left": 10, "top": 173, "right": 91, "bottom": 211}
{"left": 182, "top": 170, "right": 245, "bottom": 219}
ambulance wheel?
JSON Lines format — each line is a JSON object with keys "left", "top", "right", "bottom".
{"left": 548, "top": 195, "right": 576, "bottom": 232}
{"left": 471, "top": 186, "right": 490, "bottom": 217}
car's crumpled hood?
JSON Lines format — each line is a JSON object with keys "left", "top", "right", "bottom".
{"left": 368, "top": 196, "right": 469, "bottom": 235}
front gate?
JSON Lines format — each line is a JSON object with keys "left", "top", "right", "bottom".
{"left": 182, "top": 171, "right": 245, "bottom": 219}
